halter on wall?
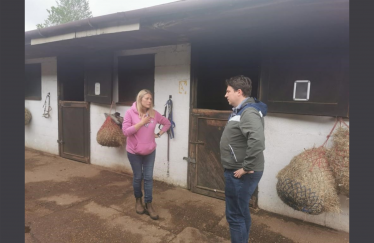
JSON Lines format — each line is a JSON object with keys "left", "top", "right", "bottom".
{"left": 43, "top": 92, "right": 52, "bottom": 118}
{"left": 158, "top": 95, "right": 176, "bottom": 177}
{"left": 159, "top": 95, "right": 176, "bottom": 139}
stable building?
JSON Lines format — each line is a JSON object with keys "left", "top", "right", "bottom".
{"left": 25, "top": 0, "right": 349, "bottom": 232}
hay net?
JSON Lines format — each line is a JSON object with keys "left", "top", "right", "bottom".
{"left": 96, "top": 116, "right": 126, "bottom": 147}
{"left": 96, "top": 102, "right": 126, "bottom": 147}
{"left": 276, "top": 118, "right": 350, "bottom": 214}
{"left": 276, "top": 147, "right": 340, "bottom": 215}
{"left": 25, "top": 108, "right": 32, "bottom": 125}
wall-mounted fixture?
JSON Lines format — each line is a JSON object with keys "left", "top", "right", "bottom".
{"left": 293, "top": 80, "right": 311, "bottom": 101}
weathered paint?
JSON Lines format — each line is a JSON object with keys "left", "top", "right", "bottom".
{"left": 259, "top": 113, "right": 349, "bottom": 232}
{"left": 90, "top": 44, "right": 191, "bottom": 188}
{"left": 25, "top": 57, "right": 59, "bottom": 155}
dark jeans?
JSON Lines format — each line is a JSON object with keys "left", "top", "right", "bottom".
{"left": 127, "top": 150, "right": 156, "bottom": 203}
{"left": 224, "top": 169, "right": 263, "bottom": 243}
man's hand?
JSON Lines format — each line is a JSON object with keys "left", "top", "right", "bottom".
{"left": 233, "top": 168, "right": 254, "bottom": 178}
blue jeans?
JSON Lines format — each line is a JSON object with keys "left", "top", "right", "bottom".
{"left": 224, "top": 169, "right": 263, "bottom": 243}
{"left": 127, "top": 150, "right": 156, "bottom": 203}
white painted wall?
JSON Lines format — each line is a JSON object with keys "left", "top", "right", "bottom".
{"left": 25, "top": 47, "right": 348, "bottom": 232}
{"left": 25, "top": 57, "right": 59, "bottom": 155}
{"left": 258, "top": 113, "right": 349, "bottom": 232}
{"left": 90, "top": 44, "right": 191, "bottom": 188}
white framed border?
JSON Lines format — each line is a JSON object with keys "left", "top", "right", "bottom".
{"left": 293, "top": 80, "right": 311, "bottom": 101}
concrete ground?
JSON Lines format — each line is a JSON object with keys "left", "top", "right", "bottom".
{"left": 25, "top": 148, "right": 349, "bottom": 243}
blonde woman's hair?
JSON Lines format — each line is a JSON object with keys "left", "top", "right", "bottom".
{"left": 136, "top": 89, "right": 155, "bottom": 118}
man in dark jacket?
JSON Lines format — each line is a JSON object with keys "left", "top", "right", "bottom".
{"left": 220, "top": 75, "right": 266, "bottom": 243}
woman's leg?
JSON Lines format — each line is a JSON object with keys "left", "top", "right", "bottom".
{"left": 142, "top": 150, "right": 156, "bottom": 203}
{"left": 127, "top": 152, "right": 143, "bottom": 199}
{"left": 142, "top": 150, "right": 159, "bottom": 220}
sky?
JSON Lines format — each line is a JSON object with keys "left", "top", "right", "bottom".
{"left": 25, "top": 0, "right": 180, "bottom": 31}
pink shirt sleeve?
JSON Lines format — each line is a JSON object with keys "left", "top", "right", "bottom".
{"left": 122, "top": 111, "right": 137, "bottom": 136}
{"left": 156, "top": 111, "right": 171, "bottom": 132}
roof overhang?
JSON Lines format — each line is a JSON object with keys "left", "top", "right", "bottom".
{"left": 25, "top": 0, "right": 349, "bottom": 59}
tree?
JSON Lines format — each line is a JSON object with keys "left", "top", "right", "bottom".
{"left": 37, "top": 0, "right": 93, "bottom": 29}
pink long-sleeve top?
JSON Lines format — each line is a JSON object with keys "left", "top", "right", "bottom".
{"left": 122, "top": 102, "right": 171, "bottom": 155}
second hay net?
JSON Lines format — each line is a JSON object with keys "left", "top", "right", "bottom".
{"left": 327, "top": 126, "right": 349, "bottom": 197}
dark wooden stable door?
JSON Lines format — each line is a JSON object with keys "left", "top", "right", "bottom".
{"left": 188, "top": 108, "right": 260, "bottom": 206}
{"left": 189, "top": 109, "right": 231, "bottom": 200}
{"left": 58, "top": 101, "right": 90, "bottom": 163}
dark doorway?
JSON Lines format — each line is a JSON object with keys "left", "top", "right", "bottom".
{"left": 58, "top": 58, "right": 85, "bottom": 101}
{"left": 194, "top": 41, "right": 261, "bottom": 111}
{"left": 188, "top": 41, "right": 261, "bottom": 207}
{"left": 117, "top": 54, "right": 155, "bottom": 106}
{"left": 57, "top": 57, "right": 90, "bottom": 164}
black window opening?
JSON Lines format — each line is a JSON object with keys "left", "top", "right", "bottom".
{"left": 58, "top": 57, "right": 85, "bottom": 102}
{"left": 193, "top": 43, "right": 261, "bottom": 111}
{"left": 260, "top": 49, "right": 349, "bottom": 117}
{"left": 117, "top": 54, "right": 155, "bottom": 106}
{"left": 25, "top": 63, "right": 42, "bottom": 100}
{"left": 258, "top": 23, "right": 349, "bottom": 117}
{"left": 192, "top": 41, "right": 348, "bottom": 117}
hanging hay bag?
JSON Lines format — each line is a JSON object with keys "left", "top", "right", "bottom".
{"left": 276, "top": 147, "right": 340, "bottom": 215}
{"left": 25, "top": 108, "right": 32, "bottom": 125}
{"left": 97, "top": 116, "right": 126, "bottom": 147}
{"left": 327, "top": 127, "right": 349, "bottom": 197}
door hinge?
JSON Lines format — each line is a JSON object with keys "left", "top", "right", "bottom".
{"left": 57, "top": 140, "right": 64, "bottom": 144}
{"left": 183, "top": 157, "right": 196, "bottom": 164}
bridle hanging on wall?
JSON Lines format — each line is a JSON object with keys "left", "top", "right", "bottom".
{"left": 42, "top": 92, "right": 52, "bottom": 118}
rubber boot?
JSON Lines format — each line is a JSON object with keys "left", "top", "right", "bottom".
{"left": 135, "top": 197, "right": 145, "bottom": 214}
{"left": 145, "top": 202, "right": 159, "bottom": 220}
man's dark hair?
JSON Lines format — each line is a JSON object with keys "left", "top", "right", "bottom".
{"left": 225, "top": 75, "right": 252, "bottom": 97}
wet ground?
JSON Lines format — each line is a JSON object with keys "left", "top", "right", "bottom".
{"left": 25, "top": 148, "right": 349, "bottom": 243}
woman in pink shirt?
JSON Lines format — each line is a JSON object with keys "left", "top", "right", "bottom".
{"left": 122, "top": 89, "right": 171, "bottom": 220}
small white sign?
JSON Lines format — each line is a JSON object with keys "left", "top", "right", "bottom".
{"left": 95, "top": 83, "right": 100, "bottom": 95}
{"left": 293, "top": 80, "right": 310, "bottom": 101}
